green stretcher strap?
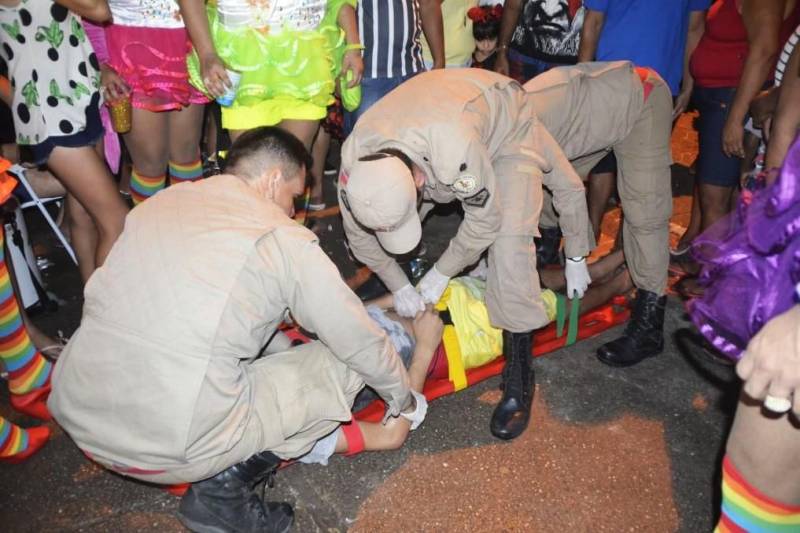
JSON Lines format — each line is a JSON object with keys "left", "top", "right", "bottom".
{"left": 555, "top": 293, "right": 581, "bottom": 346}
{"left": 556, "top": 293, "right": 567, "bottom": 338}
{"left": 566, "top": 295, "right": 581, "bottom": 346}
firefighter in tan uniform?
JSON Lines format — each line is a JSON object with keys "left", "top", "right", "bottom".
{"left": 338, "top": 68, "right": 593, "bottom": 441}
{"left": 524, "top": 61, "right": 673, "bottom": 368}
{"left": 48, "top": 128, "right": 419, "bottom": 533}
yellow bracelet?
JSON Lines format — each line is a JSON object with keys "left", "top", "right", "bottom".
{"left": 345, "top": 43, "right": 365, "bottom": 52}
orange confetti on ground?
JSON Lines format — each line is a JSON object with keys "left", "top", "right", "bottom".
{"left": 352, "top": 394, "right": 679, "bottom": 532}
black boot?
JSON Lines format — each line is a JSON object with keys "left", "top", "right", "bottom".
{"left": 178, "top": 451, "right": 294, "bottom": 533}
{"left": 535, "top": 226, "right": 563, "bottom": 266}
{"left": 597, "top": 289, "right": 666, "bottom": 367}
{"left": 490, "top": 330, "right": 534, "bottom": 440}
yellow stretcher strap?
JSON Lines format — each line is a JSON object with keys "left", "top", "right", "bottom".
{"left": 441, "top": 325, "right": 468, "bottom": 391}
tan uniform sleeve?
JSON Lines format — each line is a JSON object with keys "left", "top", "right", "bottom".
{"left": 258, "top": 227, "right": 412, "bottom": 415}
{"left": 435, "top": 140, "right": 502, "bottom": 277}
{"left": 533, "top": 121, "right": 592, "bottom": 258}
{"left": 338, "top": 180, "right": 411, "bottom": 292}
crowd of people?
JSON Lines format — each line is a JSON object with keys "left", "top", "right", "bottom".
{"left": 1, "top": 1, "right": 799, "bottom": 532}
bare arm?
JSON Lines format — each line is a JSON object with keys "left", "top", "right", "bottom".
{"left": 494, "top": 0, "right": 522, "bottom": 76}
{"left": 765, "top": 37, "right": 800, "bottom": 172}
{"left": 55, "top": 0, "right": 110, "bottom": 22}
{"left": 578, "top": 9, "right": 605, "bottom": 62}
{"left": 674, "top": 10, "right": 706, "bottom": 119}
{"left": 338, "top": 4, "right": 363, "bottom": 87}
{"left": 419, "top": 0, "right": 445, "bottom": 69}
{"left": 178, "top": 0, "right": 216, "bottom": 59}
{"left": 722, "top": 0, "right": 784, "bottom": 158}
{"left": 177, "top": 0, "right": 229, "bottom": 97}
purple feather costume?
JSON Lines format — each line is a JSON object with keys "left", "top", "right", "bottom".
{"left": 689, "top": 135, "right": 800, "bottom": 360}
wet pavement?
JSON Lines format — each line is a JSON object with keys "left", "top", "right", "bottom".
{"left": 0, "top": 112, "right": 739, "bottom": 532}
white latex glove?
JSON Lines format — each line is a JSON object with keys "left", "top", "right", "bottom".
{"left": 565, "top": 257, "right": 591, "bottom": 299}
{"left": 418, "top": 265, "right": 450, "bottom": 304}
{"left": 399, "top": 390, "right": 428, "bottom": 430}
{"left": 393, "top": 284, "right": 426, "bottom": 318}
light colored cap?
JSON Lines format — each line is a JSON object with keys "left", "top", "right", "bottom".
{"left": 341, "top": 155, "right": 421, "bottom": 255}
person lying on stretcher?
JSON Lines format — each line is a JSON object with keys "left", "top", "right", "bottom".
{"left": 361, "top": 249, "right": 632, "bottom": 387}
{"left": 294, "top": 250, "right": 631, "bottom": 464}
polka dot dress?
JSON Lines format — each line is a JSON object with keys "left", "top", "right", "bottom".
{"left": 0, "top": 0, "right": 100, "bottom": 147}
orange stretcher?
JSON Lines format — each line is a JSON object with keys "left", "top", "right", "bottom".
{"left": 284, "top": 296, "right": 630, "bottom": 424}
{"left": 165, "top": 296, "right": 629, "bottom": 496}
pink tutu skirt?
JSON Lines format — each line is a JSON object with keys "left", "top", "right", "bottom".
{"left": 106, "top": 25, "right": 208, "bottom": 112}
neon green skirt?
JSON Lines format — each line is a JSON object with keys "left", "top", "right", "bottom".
{"left": 187, "top": 1, "right": 356, "bottom": 130}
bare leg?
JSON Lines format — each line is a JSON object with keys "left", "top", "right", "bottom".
{"left": 46, "top": 145, "right": 128, "bottom": 282}
{"left": 229, "top": 129, "right": 245, "bottom": 143}
{"left": 587, "top": 171, "right": 616, "bottom": 241}
{"left": 676, "top": 183, "right": 702, "bottom": 250}
{"left": 21, "top": 168, "right": 66, "bottom": 198}
{"left": 333, "top": 327, "right": 437, "bottom": 453}
{"left": 230, "top": 118, "right": 319, "bottom": 150}
{"left": 726, "top": 394, "right": 800, "bottom": 504}
{"left": 309, "top": 126, "right": 330, "bottom": 206}
{"left": 539, "top": 249, "right": 625, "bottom": 291}
{"left": 203, "top": 106, "right": 218, "bottom": 159}
{"left": 167, "top": 103, "right": 205, "bottom": 170}
{"left": 64, "top": 194, "right": 97, "bottom": 282}
{"left": 699, "top": 182, "right": 735, "bottom": 232}
{"left": 118, "top": 158, "right": 131, "bottom": 196}
{"left": 1, "top": 142, "right": 19, "bottom": 162}
{"left": 575, "top": 268, "right": 632, "bottom": 315}
{"left": 277, "top": 119, "right": 320, "bottom": 151}
{"left": 123, "top": 108, "right": 169, "bottom": 177}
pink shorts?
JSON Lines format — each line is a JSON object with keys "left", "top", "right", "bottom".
{"left": 106, "top": 25, "right": 208, "bottom": 112}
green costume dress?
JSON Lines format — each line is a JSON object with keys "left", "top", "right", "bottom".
{"left": 188, "top": 0, "right": 359, "bottom": 130}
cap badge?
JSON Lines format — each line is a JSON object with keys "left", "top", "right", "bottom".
{"left": 452, "top": 174, "right": 478, "bottom": 194}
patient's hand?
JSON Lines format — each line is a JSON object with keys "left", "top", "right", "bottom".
{"left": 413, "top": 306, "right": 444, "bottom": 354}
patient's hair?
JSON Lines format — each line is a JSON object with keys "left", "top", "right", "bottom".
{"left": 225, "top": 127, "right": 313, "bottom": 185}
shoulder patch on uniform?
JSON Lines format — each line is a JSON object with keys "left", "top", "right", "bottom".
{"left": 452, "top": 174, "right": 478, "bottom": 194}
{"left": 339, "top": 189, "right": 351, "bottom": 211}
{"left": 462, "top": 187, "right": 490, "bottom": 208}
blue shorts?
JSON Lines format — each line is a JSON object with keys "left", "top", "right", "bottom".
{"left": 693, "top": 86, "right": 742, "bottom": 188}
{"left": 20, "top": 92, "right": 104, "bottom": 166}
{"left": 508, "top": 49, "right": 574, "bottom": 84}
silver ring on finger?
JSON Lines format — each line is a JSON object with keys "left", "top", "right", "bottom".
{"left": 764, "top": 394, "right": 792, "bottom": 413}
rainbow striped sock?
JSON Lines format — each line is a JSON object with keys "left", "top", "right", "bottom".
{"left": 169, "top": 157, "right": 203, "bottom": 185}
{"left": 0, "top": 416, "right": 29, "bottom": 458}
{"left": 130, "top": 168, "right": 166, "bottom": 205}
{"left": 716, "top": 455, "right": 800, "bottom": 532}
{"left": 0, "top": 232, "right": 51, "bottom": 395}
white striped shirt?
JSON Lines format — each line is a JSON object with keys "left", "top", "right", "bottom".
{"left": 359, "top": 0, "right": 425, "bottom": 79}
{"left": 774, "top": 25, "right": 800, "bottom": 87}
